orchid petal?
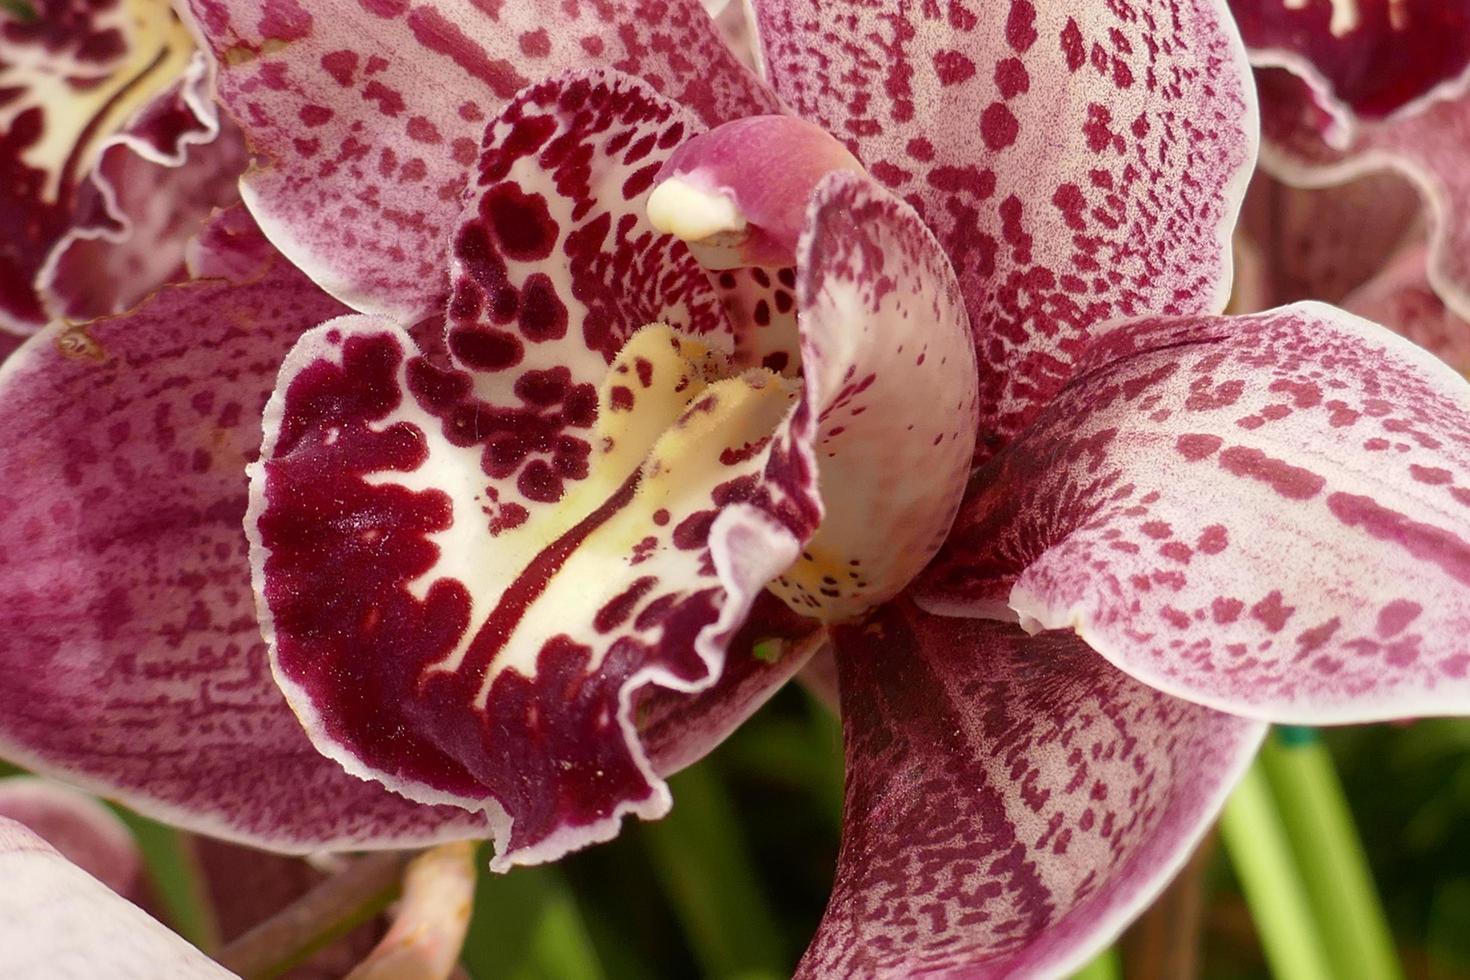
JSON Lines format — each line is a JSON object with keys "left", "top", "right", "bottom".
{"left": 0, "top": 0, "right": 200, "bottom": 331}
{"left": 0, "top": 777, "right": 140, "bottom": 897}
{"left": 768, "top": 170, "right": 978, "bottom": 621}
{"left": 0, "top": 257, "right": 490, "bottom": 851}
{"left": 1231, "top": 0, "right": 1470, "bottom": 126}
{"left": 187, "top": 0, "right": 778, "bottom": 321}
{"left": 922, "top": 303, "right": 1470, "bottom": 723}
{"left": 249, "top": 72, "right": 821, "bottom": 869}
{"left": 750, "top": 0, "right": 1256, "bottom": 454}
{"left": 1345, "top": 243, "right": 1470, "bottom": 376}
{"left": 1238, "top": 170, "right": 1421, "bottom": 308}
{"left": 37, "top": 54, "right": 248, "bottom": 324}
{"left": 1248, "top": 52, "right": 1470, "bottom": 321}
{"left": 638, "top": 592, "right": 826, "bottom": 777}
{"left": 800, "top": 603, "right": 1264, "bottom": 978}
{"left": 0, "top": 818, "right": 233, "bottom": 978}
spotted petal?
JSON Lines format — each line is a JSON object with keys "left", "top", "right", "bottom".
{"left": 0, "top": 0, "right": 204, "bottom": 332}
{"left": 750, "top": 0, "right": 1256, "bottom": 455}
{"left": 800, "top": 603, "right": 1263, "bottom": 978}
{"left": 922, "top": 303, "right": 1470, "bottom": 723}
{"left": 0, "top": 818, "right": 231, "bottom": 978}
{"left": 187, "top": 0, "right": 778, "bottom": 322}
{"left": 0, "top": 249, "right": 490, "bottom": 850}
{"left": 249, "top": 71, "right": 977, "bottom": 867}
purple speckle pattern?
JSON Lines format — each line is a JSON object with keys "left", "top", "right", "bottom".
{"left": 923, "top": 303, "right": 1470, "bottom": 722}
{"left": 188, "top": 0, "right": 780, "bottom": 320}
{"left": 751, "top": 0, "right": 1255, "bottom": 454}
{"left": 0, "top": 259, "right": 490, "bottom": 850}
{"left": 799, "top": 603, "right": 1263, "bottom": 978}
{"left": 768, "top": 171, "right": 978, "bottom": 620}
{"left": 250, "top": 72, "right": 826, "bottom": 868}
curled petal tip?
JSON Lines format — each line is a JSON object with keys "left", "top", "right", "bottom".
{"left": 652, "top": 115, "right": 864, "bottom": 267}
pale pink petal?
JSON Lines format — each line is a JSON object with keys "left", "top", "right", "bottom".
{"left": 1346, "top": 243, "right": 1470, "bottom": 376}
{"left": 0, "top": 818, "right": 232, "bottom": 978}
{"left": 800, "top": 603, "right": 1264, "bottom": 978}
{"left": 0, "top": 777, "right": 140, "bottom": 897}
{"left": 652, "top": 118, "right": 980, "bottom": 618}
{"left": 250, "top": 72, "right": 819, "bottom": 869}
{"left": 37, "top": 54, "right": 249, "bottom": 323}
{"left": 750, "top": 0, "right": 1256, "bottom": 454}
{"left": 0, "top": 262, "right": 490, "bottom": 851}
{"left": 0, "top": 0, "right": 207, "bottom": 330}
{"left": 922, "top": 303, "right": 1470, "bottom": 723}
{"left": 187, "top": 0, "right": 778, "bottom": 321}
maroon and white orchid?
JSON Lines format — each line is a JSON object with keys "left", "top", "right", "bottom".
{"left": 0, "top": 0, "right": 245, "bottom": 339}
{"left": 1230, "top": 0, "right": 1470, "bottom": 320}
{"left": 5, "top": 0, "right": 1470, "bottom": 975}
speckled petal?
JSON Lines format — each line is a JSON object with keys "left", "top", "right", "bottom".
{"left": 768, "top": 170, "right": 977, "bottom": 621}
{"left": 0, "top": 0, "right": 200, "bottom": 331}
{"left": 751, "top": 0, "right": 1256, "bottom": 454}
{"left": 249, "top": 72, "right": 821, "bottom": 869}
{"left": 1345, "top": 243, "right": 1470, "bottom": 376}
{"left": 0, "top": 260, "right": 490, "bottom": 851}
{"left": 799, "top": 603, "right": 1264, "bottom": 979}
{"left": 0, "top": 818, "right": 232, "bottom": 978}
{"left": 921, "top": 303, "right": 1470, "bottom": 723}
{"left": 187, "top": 0, "right": 778, "bottom": 321}
{"left": 37, "top": 54, "right": 248, "bottom": 323}
{"left": 0, "top": 777, "right": 140, "bottom": 897}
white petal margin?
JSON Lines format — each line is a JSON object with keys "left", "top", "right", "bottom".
{"left": 0, "top": 818, "right": 234, "bottom": 979}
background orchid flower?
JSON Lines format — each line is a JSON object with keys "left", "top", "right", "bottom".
{"left": 1229, "top": 0, "right": 1470, "bottom": 320}
{"left": 6, "top": 0, "right": 1470, "bottom": 976}
{"left": 0, "top": 0, "right": 245, "bottom": 341}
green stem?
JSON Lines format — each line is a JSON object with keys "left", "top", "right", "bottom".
{"left": 1068, "top": 946, "right": 1121, "bottom": 980}
{"left": 216, "top": 851, "right": 411, "bottom": 979}
{"left": 1261, "top": 727, "right": 1403, "bottom": 980}
{"left": 641, "top": 762, "right": 786, "bottom": 979}
{"left": 462, "top": 863, "right": 604, "bottom": 980}
{"left": 1220, "top": 762, "right": 1335, "bottom": 980}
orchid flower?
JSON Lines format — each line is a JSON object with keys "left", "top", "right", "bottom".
{"left": 6, "top": 0, "right": 1470, "bottom": 976}
{"left": 0, "top": 0, "right": 244, "bottom": 340}
{"left": 1229, "top": 0, "right": 1470, "bottom": 319}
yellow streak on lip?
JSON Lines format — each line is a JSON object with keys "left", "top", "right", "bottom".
{"left": 1, "top": 0, "right": 197, "bottom": 204}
